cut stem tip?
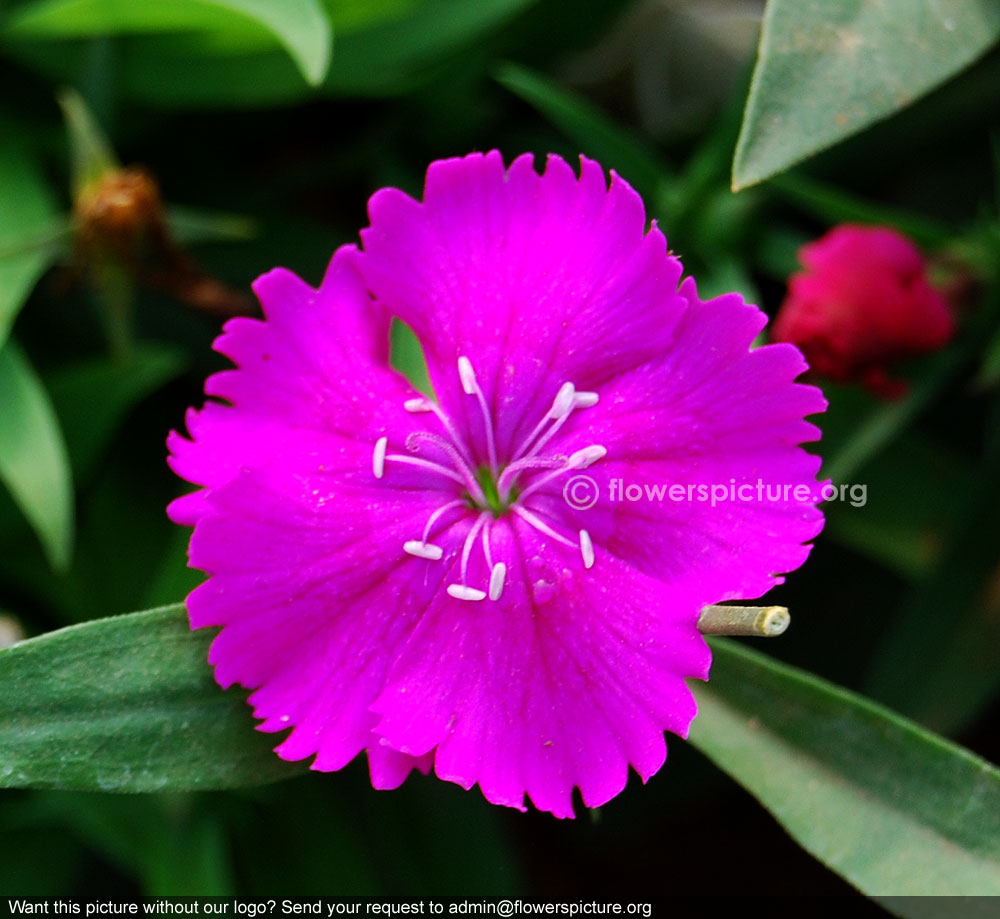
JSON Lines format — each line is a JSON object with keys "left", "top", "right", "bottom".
{"left": 698, "top": 604, "right": 790, "bottom": 638}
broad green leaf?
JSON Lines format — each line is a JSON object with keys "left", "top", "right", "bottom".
{"left": 733, "top": 0, "right": 1000, "bottom": 189}
{"left": 494, "top": 62, "right": 673, "bottom": 208}
{"left": 0, "top": 605, "right": 303, "bottom": 791}
{"left": 690, "top": 640, "right": 1000, "bottom": 899}
{"left": 6, "top": 0, "right": 533, "bottom": 106}
{"left": 6, "top": 0, "right": 333, "bottom": 86}
{"left": 328, "top": 0, "right": 417, "bottom": 34}
{"left": 0, "top": 134, "right": 61, "bottom": 348}
{"left": 46, "top": 343, "right": 188, "bottom": 483}
{"left": 0, "top": 341, "right": 74, "bottom": 571}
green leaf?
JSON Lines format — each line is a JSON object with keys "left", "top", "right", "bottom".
{"left": 862, "top": 448, "right": 1000, "bottom": 736}
{"left": 6, "top": 0, "right": 333, "bottom": 86}
{"left": 5, "top": 0, "right": 533, "bottom": 106}
{"left": 689, "top": 640, "right": 1000, "bottom": 899}
{"left": 0, "top": 341, "right": 74, "bottom": 572}
{"left": 325, "top": 0, "right": 538, "bottom": 94}
{"left": 823, "top": 432, "right": 973, "bottom": 578}
{"left": 824, "top": 351, "right": 970, "bottom": 487}
{"left": 165, "top": 205, "right": 257, "bottom": 244}
{"left": 0, "top": 133, "right": 61, "bottom": 349}
{"left": 733, "top": 0, "right": 1000, "bottom": 190}
{"left": 768, "top": 172, "right": 955, "bottom": 250}
{"left": 390, "top": 318, "right": 431, "bottom": 397}
{"left": 494, "top": 62, "right": 673, "bottom": 208}
{"left": 57, "top": 86, "right": 118, "bottom": 195}
{"left": 0, "top": 605, "right": 304, "bottom": 791}
{"left": 46, "top": 343, "right": 188, "bottom": 483}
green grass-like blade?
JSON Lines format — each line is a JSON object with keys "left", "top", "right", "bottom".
{"left": 690, "top": 639, "right": 1000, "bottom": 899}
{"left": 0, "top": 605, "right": 304, "bottom": 791}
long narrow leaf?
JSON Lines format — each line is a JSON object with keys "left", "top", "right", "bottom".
{"left": 689, "top": 639, "right": 1000, "bottom": 900}
{"left": 0, "top": 341, "right": 74, "bottom": 571}
{"left": 0, "top": 135, "right": 60, "bottom": 348}
{"left": 0, "top": 605, "right": 302, "bottom": 791}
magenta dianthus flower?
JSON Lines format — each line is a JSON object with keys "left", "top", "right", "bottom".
{"left": 168, "top": 151, "right": 825, "bottom": 817}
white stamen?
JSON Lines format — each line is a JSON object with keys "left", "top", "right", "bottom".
{"left": 404, "top": 431, "right": 483, "bottom": 497}
{"left": 567, "top": 444, "right": 607, "bottom": 469}
{"left": 424, "top": 401, "right": 476, "bottom": 469}
{"left": 421, "top": 499, "right": 465, "bottom": 544}
{"left": 496, "top": 455, "right": 564, "bottom": 494}
{"left": 515, "top": 444, "right": 608, "bottom": 504}
{"left": 489, "top": 562, "right": 507, "bottom": 600}
{"left": 404, "top": 397, "right": 433, "bottom": 413}
{"left": 579, "top": 529, "right": 595, "bottom": 569}
{"left": 574, "top": 391, "right": 599, "bottom": 408}
{"left": 457, "top": 355, "right": 477, "bottom": 395}
{"left": 384, "top": 453, "right": 467, "bottom": 487}
{"left": 372, "top": 436, "right": 387, "bottom": 478}
{"left": 514, "top": 505, "right": 577, "bottom": 549}
{"left": 403, "top": 540, "right": 443, "bottom": 560}
{"left": 456, "top": 355, "right": 498, "bottom": 471}
{"left": 512, "top": 381, "right": 577, "bottom": 461}
{"left": 447, "top": 584, "right": 487, "bottom": 602}
{"left": 481, "top": 520, "right": 495, "bottom": 569}
{"left": 550, "top": 382, "right": 577, "bottom": 419}
{"left": 461, "top": 514, "right": 489, "bottom": 583}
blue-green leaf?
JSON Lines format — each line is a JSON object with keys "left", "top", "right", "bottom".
{"left": 0, "top": 341, "right": 74, "bottom": 571}
{"left": 0, "top": 135, "right": 62, "bottom": 349}
{"left": 0, "top": 605, "right": 302, "bottom": 791}
{"left": 494, "top": 62, "right": 673, "bottom": 208}
{"left": 734, "top": 0, "right": 1000, "bottom": 189}
{"left": 6, "top": 0, "right": 333, "bottom": 86}
{"left": 690, "top": 640, "right": 1000, "bottom": 900}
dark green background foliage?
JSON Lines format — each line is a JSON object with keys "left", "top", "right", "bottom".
{"left": 1, "top": 0, "right": 1000, "bottom": 902}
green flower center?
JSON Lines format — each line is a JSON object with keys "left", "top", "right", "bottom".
{"left": 470, "top": 465, "right": 519, "bottom": 517}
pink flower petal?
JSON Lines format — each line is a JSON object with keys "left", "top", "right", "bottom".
{"left": 369, "top": 521, "right": 709, "bottom": 818}
{"left": 360, "top": 152, "right": 687, "bottom": 462}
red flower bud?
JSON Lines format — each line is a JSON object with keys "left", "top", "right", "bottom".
{"left": 772, "top": 225, "right": 954, "bottom": 398}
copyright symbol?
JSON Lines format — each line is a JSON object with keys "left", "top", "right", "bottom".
{"left": 498, "top": 902, "right": 514, "bottom": 918}
{"left": 563, "top": 474, "right": 599, "bottom": 511}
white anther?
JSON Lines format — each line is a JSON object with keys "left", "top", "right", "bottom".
{"left": 404, "top": 397, "right": 433, "bottom": 413}
{"left": 489, "top": 562, "right": 507, "bottom": 601}
{"left": 372, "top": 436, "right": 388, "bottom": 478}
{"left": 447, "top": 584, "right": 487, "bottom": 602}
{"left": 403, "top": 540, "right": 443, "bottom": 560}
{"left": 549, "top": 382, "right": 577, "bottom": 420}
{"left": 579, "top": 529, "right": 595, "bottom": 569}
{"left": 567, "top": 445, "right": 607, "bottom": 469}
{"left": 457, "top": 356, "right": 477, "bottom": 395}
{"left": 457, "top": 354, "right": 498, "bottom": 470}
{"left": 574, "top": 391, "right": 599, "bottom": 408}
